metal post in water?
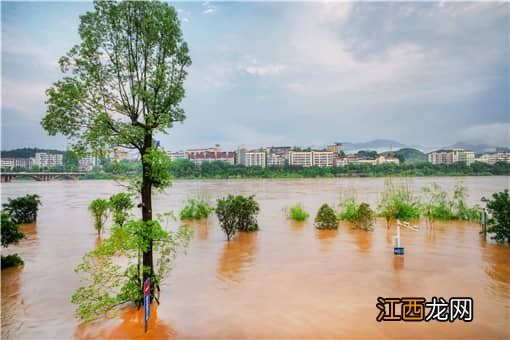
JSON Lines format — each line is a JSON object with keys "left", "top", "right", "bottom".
{"left": 481, "top": 208, "right": 487, "bottom": 235}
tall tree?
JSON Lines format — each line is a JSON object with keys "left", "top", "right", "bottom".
{"left": 42, "top": 1, "right": 191, "bottom": 285}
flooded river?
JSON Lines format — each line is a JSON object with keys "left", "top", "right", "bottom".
{"left": 2, "top": 177, "right": 509, "bottom": 338}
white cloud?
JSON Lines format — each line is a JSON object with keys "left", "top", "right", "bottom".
{"left": 460, "top": 122, "right": 510, "bottom": 147}
{"left": 239, "top": 61, "right": 286, "bottom": 76}
{"left": 202, "top": 2, "right": 217, "bottom": 15}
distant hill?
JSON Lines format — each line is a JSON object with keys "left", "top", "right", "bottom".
{"left": 382, "top": 148, "right": 427, "bottom": 163}
{"left": 1, "top": 148, "right": 65, "bottom": 158}
{"left": 341, "top": 139, "right": 414, "bottom": 153}
{"left": 448, "top": 142, "right": 509, "bottom": 155}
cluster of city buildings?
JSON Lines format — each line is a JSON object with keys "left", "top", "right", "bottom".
{"left": 427, "top": 148, "right": 510, "bottom": 166}
{"left": 0, "top": 148, "right": 130, "bottom": 171}
{"left": 2, "top": 145, "right": 509, "bottom": 172}
{"left": 166, "top": 143, "right": 400, "bottom": 168}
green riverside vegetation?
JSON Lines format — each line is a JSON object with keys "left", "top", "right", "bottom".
{"left": 338, "top": 199, "right": 375, "bottom": 230}
{"left": 179, "top": 197, "right": 214, "bottom": 220}
{"left": 315, "top": 204, "right": 339, "bottom": 230}
{"left": 1, "top": 211, "right": 25, "bottom": 269}
{"left": 482, "top": 190, "right": 510, "bottom": 243}
{"left": 216, "top": 195, "right": 260, "bottom": 240}
{"left": 288, "top": 203, "right": 310, "bottom": 221}
{"left": 2, "top": 194, "right": 41, "bottom": 224}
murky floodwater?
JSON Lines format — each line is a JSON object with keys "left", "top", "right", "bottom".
{"left": 2, "top": 177, "right": 509, "bottom": 339}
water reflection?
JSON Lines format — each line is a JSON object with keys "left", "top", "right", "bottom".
{"left": 74, "top": 304, "right": 176, "bottom": 339}
{"left": 345, "top": 226, "right": 373, "bottom": 254}
{"left": 1, "top": 266, "right": 23, "bottom": 339}
{"left": 187, "top": 219, "right": 210, "bottom": 241}
{"left": 216, "top": 231, "right": 258, "bottom": 283}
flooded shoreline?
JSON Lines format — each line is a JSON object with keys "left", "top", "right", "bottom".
{"left": 2, "top": 177, "right": 509, "bottom": 338}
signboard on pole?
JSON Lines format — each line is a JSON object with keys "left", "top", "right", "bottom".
{"left": 144, "top": 277, "right": 150, "bottom": 333}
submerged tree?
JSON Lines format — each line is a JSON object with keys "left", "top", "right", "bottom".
{"left": 314, "top": 204, "right": 338, "bottom": 230}
{"left": 42, "top": 1, "right": 192, "bottom": 320}
{"left": 2, "top": 194, "right": 42, "bottom": 224}
{"left": 88, "top": 198, "right": 109, "bottom": 235}
{"left": 41, "top": 0, "right": 191, "bottom": 302}
{"left": 109, "top": 192, "right": 134, "bottom": 227}
{"left": 1, "top": 211, "right": 25, "bottom": 268}
{"left": 482, "top": 190, "right": 510, "bottom": 243}
{"left": 216, "top": 195, "right": 260, "bottom": 241}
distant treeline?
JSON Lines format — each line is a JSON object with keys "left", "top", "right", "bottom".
{"left": 0, "top": 148, "right": 65, "bottom": 158}
{"left": 78, "top": 159, "right": 510, "bottom": 180}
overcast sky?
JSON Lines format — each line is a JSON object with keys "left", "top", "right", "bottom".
{"left": 2, "top": 1, "right": 509, "bottom": 151}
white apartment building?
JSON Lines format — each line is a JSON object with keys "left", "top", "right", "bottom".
{"left": 477, "top": 152, "right": 510, "bottom": 164}
{"left": 33, "top": 153, "right": 63, "bottom": 168}
{"left": 312, "top": 151, "right": 334, "bottom": 167}
{"left": 428, "top": 148, "right": 474, "bottom": 165}
{"left": 167, "top": 151, "right": 188, "bottom": 161}
{"left": 79, "top": 156, "right": 100, "bottom": 171}
{"left": 267, "top": 153, "right": 286, "bottom": 167}
{"left": 244, "top": 151, "right": 266, "bottom": 167}
{"left": 289, "top": 151, "right": 313, "bottom": 167}
{"left": 289, "top": 151, "right": 335, "bottom": 167}
{"left": 1, "top": 158, "right": 15, "bottom": 169}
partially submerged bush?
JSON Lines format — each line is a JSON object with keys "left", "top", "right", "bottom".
{"left": 216, "top": 195, "right": 260, "bottom": 240}
{"left": 2, "top": 194, "right": 41, "bottom": 224}
{"left": 482, "top": 190, "right": 510, "bottom": 243}
{"left": 288, "top": 203, "right": 309, "bottom": 221}
{"left": 1, "top": 254, "right": 24, "bottom": 269}
{"left": 109, "top": 192, "right": 134, "bottom": 227}
{"left": 180, "top": 197, "right": 214, "bottom": 220}
{"left": 88, "top": 198, "right": 109, "bottom": 235}
{"left": 378, "top": 180, "right": 420, "bottom": 226}
{"left": 338, "top": 199, "right": 375, "bottom": 230}
{"left": 315, "top": 204, "right": 338, "bottom": 230}
{"left": 1, "top": 211, "right": 25, "bottom": 269}
{"left": 338, "top": 198, "right": 358, "bottom": 221}
{"left": 421, "top": 183, "right": 481, "bottom": 226}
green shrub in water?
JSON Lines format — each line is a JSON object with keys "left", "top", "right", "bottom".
{"left": 315, "top": 204, "right": 338, "bottom": 230}
{"left": 1, "top": 254, "right": 24, "bottom": 269}
{"left": 378, "top": 180, "right": 420, "bottom": 226}
{"left": 2, "top": 194, "right": 41, "bottom": 224}
{"left": 216, "top": 195, "right": 260, "bottom": 240}
{"left": 288, "top": 203, "right": 309, "bottom": 221}
{"left": 109, "top": 192, "right": 134, "bottom": 227}
{"left": 482, "top": 190, "right": 510, "bottom": 243}
{"left": 338, "top": 199, "right": 375, "bottom": 230}
{"left": 180, "top": 197, "right": 214, "bottom": 220}
{"left": 88, "top": 198, "right": 109, "bottom": 235}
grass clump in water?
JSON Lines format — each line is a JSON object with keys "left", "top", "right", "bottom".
{"left": 180, "top": 196, "right": 214, "bottom": 220}
{"left": 378, "top": 179, "right": 420, "bottom": 227}
{"left": 288, "top": 203, "right": 309, "bottom": 221}
{"left": 338, "top": 198, "right": 375, "bottom": 230}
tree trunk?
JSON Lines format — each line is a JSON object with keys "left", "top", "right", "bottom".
{"left": 141, "top": 133, "right": 153, "bottom": 285}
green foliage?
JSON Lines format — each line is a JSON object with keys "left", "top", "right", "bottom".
{"left": 1, "top": 211, "right": 25, "bottom": 247}
{"left": 1, "top": 254, "right": 24, "bottom": 269}
{"left": 63, "top": 150, "right": 80, "bottom": 171}
{"left": 71, "top": 215, "right": 192, "bottom": 321}
{"left": 482, "top": 190, "right": 510, "bottom": 243}
{"left": 109, "top": 192, "right": 133, "bottom": 227}
{"left": 356, "top": 150, "right": 378, "bottom": 159}
{"left": 288, "top": 203, "right": 309, "bottom": 221}
{"left": 1, "top": 212, "right": 25, "bottom": 269}
{"left": 420, "top": 183, "right": 481, "bottom": 225}
{"left": 88, "top": 198, "right": 109, "bottom": 235}
{"left": 383, "top": 148, "right": 427, "bottom": 163}
{"left": 338, "top": 199, "right": 375, "bottom": 230}
{"left": 179, "top": 196, "right": 214, "bottom": 220}
{"left": 216, "top": 195, "right": 260, "bottom": 240}
{"left": 0, "top": 148, "right": 64, "bottom": 159}
{"left": 338, "top": 198, "right": 358, "bottom": 221}
{"left": 2, "top": 194, "right": 42, "bottom": 224}
{"left": 378, "top": 180, "right": 420, "bottom": 225}
{"left": 314, "top": 204, "right": 338, "bottom": 230}
{"left": 142, "top": 148, "right": 173, "bottom": 191}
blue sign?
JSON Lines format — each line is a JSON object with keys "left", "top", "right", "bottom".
{"left": 143, "top": 277, "right": 150, "bottom": 331}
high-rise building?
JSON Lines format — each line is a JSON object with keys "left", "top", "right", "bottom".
{"left": 1, "top": 158, "right": 15, "bottom": 169}
{"left": 167, "top": 151, "right": 188, "bottom": 161}
{"left": 289, "top": 151, "right": 313, "bottom": 167}
{"left": 238, "top": 148, "right": 266, "bottom": 167}
{"left": 312, "top": 151, "right": 334, "bottom": 167}
{"left": 428, "top": 148, "right": 475, "bottom": 165}
{"left": 33, "top": 153, "right": 63, "bottom": 168}
{"left": 327, "top": 143, "right": 343, "bottom": 155}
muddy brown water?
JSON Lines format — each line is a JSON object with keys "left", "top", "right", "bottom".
{"left": 1, "top": 177, "right": 509, "bottom": 339}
